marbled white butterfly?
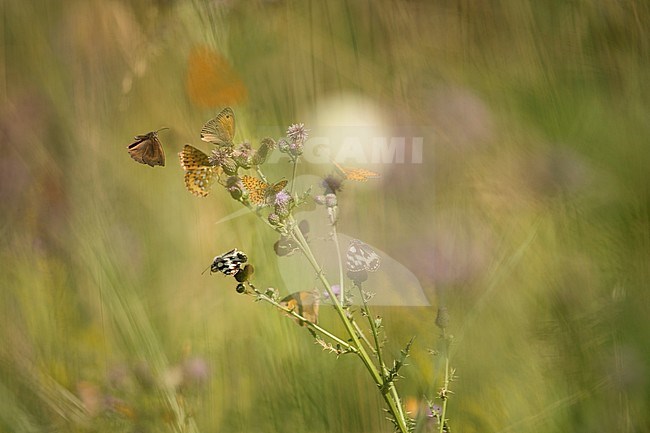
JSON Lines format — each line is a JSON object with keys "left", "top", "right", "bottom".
{"left": 210, "top": 248, "right": 248, "bottom": 275}
{"left": 346, "top": 239, "right": 381, "bottom": 272}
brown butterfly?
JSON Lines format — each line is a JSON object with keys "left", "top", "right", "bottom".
{"left": 280, "top": 291, "right": 320, "bottom": 326}
{"left": 127, "top": 128, "right": 168, "bottom": 167}
{"left": 332, "top": 160, "right": 380, "bottom": 182}
{"left": 178, "top": 144, "right": 221, "bottom": 197}
{"left": 241, "top": 175, "right": 288, "bottom": 206}
{"left": 201, "top": 107, "right": 235, "bottom": 145}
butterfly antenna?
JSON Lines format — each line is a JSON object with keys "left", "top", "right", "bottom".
{"left": 156, "top": 127, "right": 170, "bottom": 133}
{"left": 201, "top": 263, "right": 212, "bottom": 275}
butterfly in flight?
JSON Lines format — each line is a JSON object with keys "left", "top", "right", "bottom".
{"left": 241, "top": 175, "right": 288, "bottom": 206}
{"left": 201, "top": 107, "right": 235, "bottom": 146}
{"left": 280, "top": 290, "right": 320, "bottom": 326}
{"left": 127, "top": 128, "right": 168, "bottom": 167}
{"left": 208, "top": 248, "right": 248, "bottom": 276}
{"left": 346, "top": 239, "right": 381, "bottom": 272}
{"left": 332, "top": 160, "right": 380, "bottom": 182}
{"left": 178, "top": 144, "right": 221, "bottom": 197}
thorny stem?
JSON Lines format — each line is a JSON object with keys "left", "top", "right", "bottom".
{"left": 247, "top": 283, "right": 355, "bottom": 351}
{"left": 359, "top": 283, "right": 385, "bottom": 373}
{"left": 234, "top": 164, "right": 409, "bottom": 432}
{"left": 351, "top": 319, "right": 377, "bottom": 354}
{"left": 288, "top": 216, "right": 409, "bottom": 433}
{"left": 358, "top": 284, "right": 408, "bottom": 425}
{"left": 439, "top": 330, "right": 451, "bottom": 433}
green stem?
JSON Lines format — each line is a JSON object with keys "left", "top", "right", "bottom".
{"left": 289, "top": 219, "right": 409, "bottom": 433}
{"left": 359, "top": 283, "right": 384, "bottom": 366}
{"left": 359, "top": 284, "right": 408, "bottom": 425}
{"left": 249, "top": 285, "right": 354, "bottom": 351}
{"left": 439, "top": 331, "right": 450, "bottom": 433}
{"left": 289, "top": 156, "right": 298, "bottom": 195}
{"left": 330, "top": 219, "right": 346, "bottom": 304}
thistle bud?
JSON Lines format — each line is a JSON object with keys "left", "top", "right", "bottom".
{"left": 347, "top": 269, "right": 368, "bottom": 284}
{"left": 268, "top": 213, "right": 281, "bottom": 226}
{"left": 435, "top": 306, "right": 449, "bottom": 330}
{"left": 235, "top": 264, "right": 254, "bottom": 282}
{"left": 253, "top": 137, "right": 276, "bottom": 165}
{"left": 221, "top": 158, "right": 238, "bottom": 175}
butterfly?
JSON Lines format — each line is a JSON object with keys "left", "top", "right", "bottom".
{"left": 280, "top": 290, "right": 320, "bottom": 326}
{"left": 208, "top": 248, "right": 248, "bottom": 276}
{"left": 346, "top": 239, "right": 381, "bottom": 272}
{"left": 178, "top": 145, "right": 221, "bottom": 197}
{"left": 332, "top": 160, "right": 380, "bottom": 182}
{"left": 187, "top": 45, "right": 247, "bottom": 109}
{"left": 201, "top": 107, "right": 235, "bottom": 145}
{"left": 241, "top": 175, "right": 288, "bottom": 206}
{"left": 127, "top": 128, "right": 168, "bottom": 167}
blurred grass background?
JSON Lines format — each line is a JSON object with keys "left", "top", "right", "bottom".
{"left": 1, "top": 0, "right": 649, "bottom": 432}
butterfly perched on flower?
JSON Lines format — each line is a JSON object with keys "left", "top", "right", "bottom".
{"left": 332, "top": 160, "right": 380, "bottom": 182}
{"left": 201, "top": 107, "right": 235, "bottom": 146}
{"left": 280, "top": 290, "right": 320, "bottom": 326}
{"left": 127, "top": 128, "right": 168, "bottom": 167}
{"left": 241, "top": 175, "right": 288, "bottom": 206}
{"left": 209, "top": 248, "right": 248, "bottom": 276}
{"left": 346, "top": 239, "right": 381, "bottom": 272}
{"left": 178, "top": 145, "right": 221, "bottom": 197}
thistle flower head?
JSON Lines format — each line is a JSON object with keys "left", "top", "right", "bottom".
{"left": 286, "top": 123, "right": 309, "bottom": 145}
{"left": 253, "top": 137, "right": 276, "bottom": 165}
{"left": 322, "top": 175, "right": 343, "bottom": 194}
{"left": 274, "top": 191, "right": 293, "bottom": 218}
{"left": 209, "top": 147, "right": 231, "bottom": 166}
{"left": 232, "top": 142, "right": 254, "bottom": 169}
{"left": 274, "top": 190, "right": 291, "bottom": 206}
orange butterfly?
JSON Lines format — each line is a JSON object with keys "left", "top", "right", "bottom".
{"left": 280, "top": 290, "right": 320, "bottom": 326}
{"left": 241, "top": 175, "right": 288, "bottom": 206}
{"left": 127, "top": 128, "right": 168, "bottom": 167}
{"left": 178, "top": 145, "right": 221, "bottom": 197}
{"left": 186, "top": 45, "right": 247, "bottom": 109}
{"left": 332, "top": 160, "right": 380, "bottom": 181}
{"left": 200, "top": 107, "right": 235, "bottom": 145}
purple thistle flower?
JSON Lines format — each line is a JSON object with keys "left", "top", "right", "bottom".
{"left": 323, "top": 284, "right": 341, "bottom": 300}
{"left": 286, "top": 123, "right": 309, "bottom": 144}
{"left": 274, "top": 190, "right": 291, "bottom": 206}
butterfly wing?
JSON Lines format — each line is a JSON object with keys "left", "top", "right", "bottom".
{"left": 332, "top": 160, "right": 380, "bottom": 181}
{"left": 270, "top": 180, "right": 288, "bottom": 194}
{"left": 128, "top": 131, "right": 165, "bottom": 167}
{"left": 201, "top": 107, "right": 235, "bottom": 145}
{"left": 210, "top": 248, "right": 248, "bottom": 275}
{"left": 241, "top": 175, "right": 268, "bottom": 205}
{"left": 280, "top": 291, "right": 320, "bottom": 326}
{"left": 178, "top": 145, "right": 218, "bottom": 197}
{"left": 346, "top": 239, "right": 381, "bottom": 272}
{"left": 242, "top": 176, "right": 288, "bottom": 205}
{"left": 343, "top": 167, "right": 380, "bottom": 182}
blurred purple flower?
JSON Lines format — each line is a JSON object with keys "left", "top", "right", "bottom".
{"left": 323, "top": 284, "right": 341, "bottom": 300}
{"left": 183, "top": 357, "right": 210, "bottom": 386}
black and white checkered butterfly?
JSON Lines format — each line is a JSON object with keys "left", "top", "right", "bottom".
{"left": 346, "top": 239, "right": 381, "bottom": 272}
{"left": 210, "top": 248, "right": 248, "bottom": 275}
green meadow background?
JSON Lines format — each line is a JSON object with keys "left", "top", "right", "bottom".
{"left": 1, "top": 1, "right": 649, "bottom": 432}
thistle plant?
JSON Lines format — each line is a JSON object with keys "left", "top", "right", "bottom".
{"left": 175, "top": 108, "right": 454, "bottom": 433}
